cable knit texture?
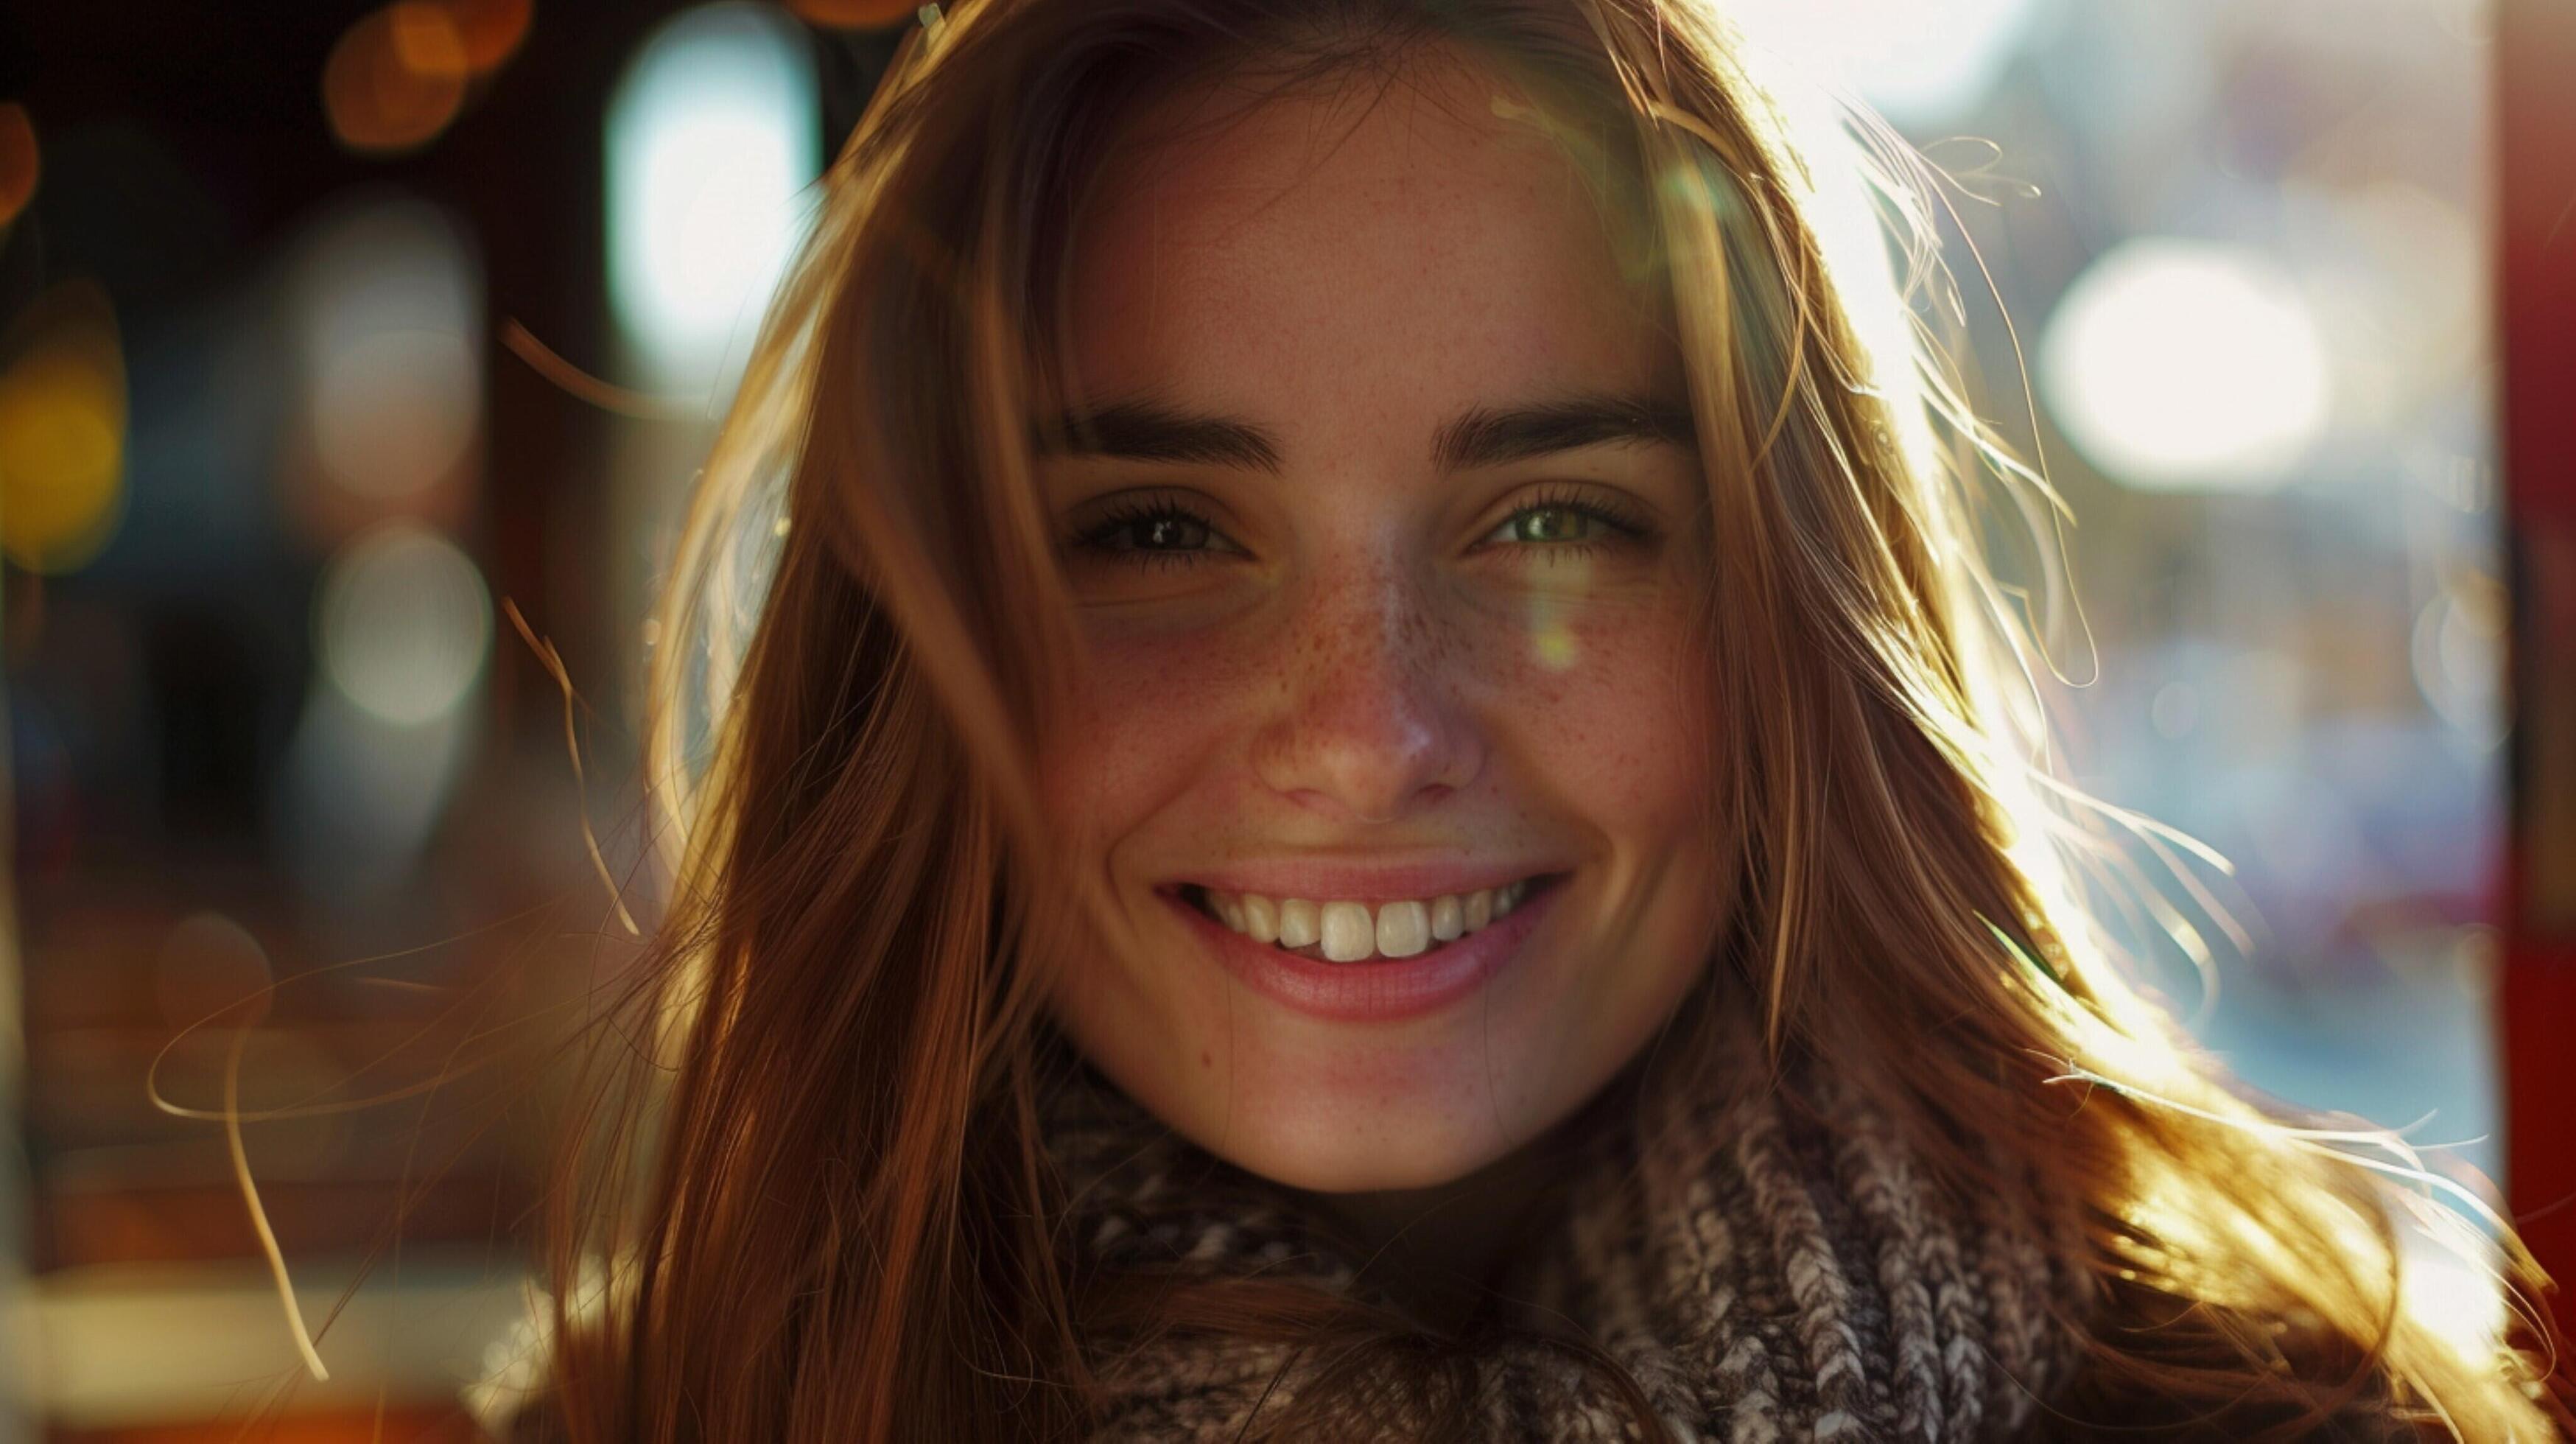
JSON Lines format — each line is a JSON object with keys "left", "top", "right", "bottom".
{"left": 1041, "top": 1009, "right": 2095, "bottom": 1443}
{"left": 468, "top": 1006, "right": 2473, "bottom": 1440}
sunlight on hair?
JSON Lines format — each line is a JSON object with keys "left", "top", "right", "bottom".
{"left": 225, "top": 1025, "right": 331, "bottom": 1383}
{"left": 1722, "top": 0, "right": 2043, "bottom": 129}
{"left": 505, "top": 598, "right": 643, "bottom": 935}
{"left": 2055, "top": 1056, "right": 2526, "bottom": 1376}
{"left": 464, "top": 1257, "right": 616, "bottom": 1437}
{"left": 2403, "top": 1230, "right": 2516, "bottom": 1370}
{"left": 521, "top": 4, "right": 2567, "bottom": 1437}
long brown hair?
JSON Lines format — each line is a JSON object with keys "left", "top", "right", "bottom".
{"left": 519, "top": 1, "right": 2567, "bottom": 1438}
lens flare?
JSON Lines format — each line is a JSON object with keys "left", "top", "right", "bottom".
{"left": 1524, "top": 558, "right": 1592, "bottom": 672}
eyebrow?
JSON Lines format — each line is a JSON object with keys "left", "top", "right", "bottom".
{"left": 1039, "top": 393, "right": 1695, "bottom": 474}
{"left": 1042, "top": 399, "right": 1285, "bottom": 472}
{"left": 1431, "top": 394, "right": 1696, "bottom": 472}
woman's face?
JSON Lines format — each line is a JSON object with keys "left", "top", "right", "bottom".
{"left": 1035, "top": 51, "right": 1727, "bottom": 1194}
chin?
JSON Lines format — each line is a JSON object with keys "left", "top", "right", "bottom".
{"left": 1150, "top": 1016, "right": 1617, "bottom": 1195}
{"left": 1216, "top": 1096, "right": 1509, "bottom": 1195}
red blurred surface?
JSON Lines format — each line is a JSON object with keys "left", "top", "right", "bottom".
{"left": 2499, "top": 0, "right": 2576, "bottom": 1336}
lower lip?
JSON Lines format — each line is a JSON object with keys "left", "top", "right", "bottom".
{"left": 1160, "top": 882, "right": 1559, "bottom": 1024}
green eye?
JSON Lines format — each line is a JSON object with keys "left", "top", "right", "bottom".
{"left": 1482, "top": 490, "right": 1647, "bottom": 551}
{"left": 1502, "top": 505, "right": 1603, "bottom": 544}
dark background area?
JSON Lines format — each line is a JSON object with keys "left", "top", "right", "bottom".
{"left": 0, "top": 3, "right": 910, "bottom": 1434}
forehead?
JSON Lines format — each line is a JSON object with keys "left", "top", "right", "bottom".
{"left": 1056, "top": 48, "right": 1674, "bottom": 427}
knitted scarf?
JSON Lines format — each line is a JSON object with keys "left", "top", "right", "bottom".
{"left": 1040, "top": 1009, "right": 2094, "bottom": 1443}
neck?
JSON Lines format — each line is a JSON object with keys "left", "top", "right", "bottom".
{"left": 1310, "top": 1145, "right": 1564, "bottom": 1334}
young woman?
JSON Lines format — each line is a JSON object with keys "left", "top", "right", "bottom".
{"left": 490, "top": 0, "right": 2569, "bottom": 1437}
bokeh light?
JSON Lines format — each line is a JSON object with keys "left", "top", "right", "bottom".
{"left": 154, "top": 913, "right": 274, "bottom": 1031}
{"left": 323, "top": 3, "right": 471, "bottom": 155}
{"left": 289, "top": 194, "right": 482, "bottom": 512}
{"left": 2412, "top": 573, "right": 2508, "bottom": 747}
{"left": 446, "top": 0, "right": 534, "bottom": 74}
{"left": 0, "top": 1, "right": 2540, "bottom": 1431}
{"left": 1722, "top": 0, "right": 2044, "bottom": 128}
{"left": 606, "top": 4, "right": 821, "bottom": 386}
{"left": 315, "top": 522, "right": 493, "bottom": 726}
{"left": 2038, "top": 238, "right": 2332, "bottom": 492}
{"left": 2297, "top": 183, "right": 2482, "bottom": 440}
{"left": 0, "top": 102, "right": 38, "bottom": 228}
{"left": 787, "top": 0, "right": 924, "bottom": 27}
{"left": 0, "top": 282, "right": 128, "bottom": 574}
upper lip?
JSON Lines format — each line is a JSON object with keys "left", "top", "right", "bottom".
{"left": 1165, "top": 861, "right": 1568, "bottom": 904}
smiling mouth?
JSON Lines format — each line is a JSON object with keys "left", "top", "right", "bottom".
{"left": 1179, "top": 873, "right": 1565, "bottom": 964}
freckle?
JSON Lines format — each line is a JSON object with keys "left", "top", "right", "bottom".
{"left": 1200, "top": 1049, "right": 1213, "bottom": 1069}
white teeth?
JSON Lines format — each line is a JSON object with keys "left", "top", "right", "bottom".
{"left": 1197, "top": 878, "right": 1545, "bottom": 962}
{"left": 1429, "top": 894, "right": 1464, "bottom": 942}
{"left": 1240, "top": 894, "right": 1280, "bottom": 944}
{"left": 1319, "top": 902, "right": 1375, "bottom": 962}
{"left": 1277, "top": 899, "right": 1320, "bottom": 949}
{"left": 1375, "top": 900, "right": 1430, "bottom": 958}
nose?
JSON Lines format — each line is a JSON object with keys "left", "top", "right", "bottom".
{"left": 1248, "top": 557, "right": 1484, "bottom": 824}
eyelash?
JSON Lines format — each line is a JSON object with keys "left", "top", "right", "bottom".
{"left": 1487, "top": 484, "right": 1656, "bottom": 561}
{"left": 1068, "top": 493, "right": 1239, "bottom": 572}
{"left": 1065, "top": 486, "right": 1654, "bottom": 570}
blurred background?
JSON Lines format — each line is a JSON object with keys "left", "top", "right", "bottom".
{"left": 0, "top": 0, "right": 2569, "bottom": 1436}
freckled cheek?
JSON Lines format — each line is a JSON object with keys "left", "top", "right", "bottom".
{"left": 1490, "top": 606, "right": 1714, "bottom": 827}
{"left": 1034, "top": 627, "right": 1278, "bottom": 839}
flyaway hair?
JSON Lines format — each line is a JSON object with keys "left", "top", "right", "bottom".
{"left": 493, "top": 2, "right": 2569, "bottom": 1439}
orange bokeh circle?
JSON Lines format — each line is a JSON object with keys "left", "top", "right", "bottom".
{"left": 446, "top": 0, "right": 533, "bottom": 74}
{"left": 323, "top": 3, "right": 470, "bottom": 155}
{"left": 787, "top": 0, "right": 924, "bottom": 29}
